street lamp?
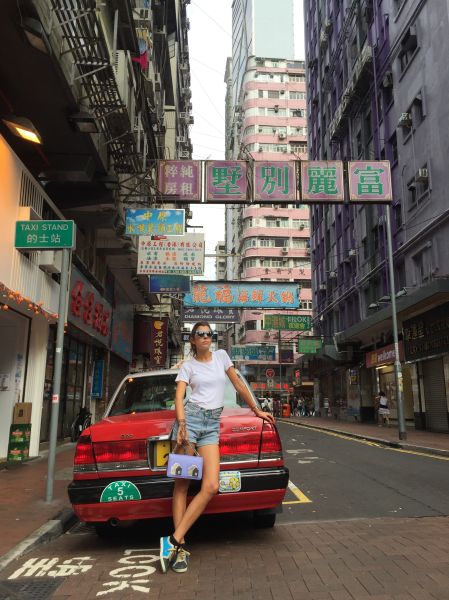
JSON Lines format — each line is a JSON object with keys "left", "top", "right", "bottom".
{"left": 385, "top": 207, "right": 407, "bottom": 440}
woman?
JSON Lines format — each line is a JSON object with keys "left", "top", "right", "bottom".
{"left": 160, "top": 321, "right": 275, "bottom": 574}
{"left": 377, "top": 390, "right": 390, "bottom": 427}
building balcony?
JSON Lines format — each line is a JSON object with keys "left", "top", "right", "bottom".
{"left": 242, "top": 226, "right": 310, "bottom": 238}
{"left": 243, "top": 206, "right": 310, "bottom": 218}
{"left": 244, "top": 247, "right": 311, "bottom": 259}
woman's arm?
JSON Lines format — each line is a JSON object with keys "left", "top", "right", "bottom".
{"left": 226, "top": 367, "right": 275, "bottom": 424}
{"left": 174, "top": 380, "right": 188, "bottom": 444}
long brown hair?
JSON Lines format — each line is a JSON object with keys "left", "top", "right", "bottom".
{"left": 189, "top": 321, "right": 212, "bottom": 357}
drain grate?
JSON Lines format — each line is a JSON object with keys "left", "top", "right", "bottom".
{"left": 0, "top": 578, "right": 65, "bottom": 600}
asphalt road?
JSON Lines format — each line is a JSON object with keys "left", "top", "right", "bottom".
{"left": 278, "top": 420, "right": 449, "bottom": 523}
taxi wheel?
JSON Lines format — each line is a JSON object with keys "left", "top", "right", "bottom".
{"left": 253, "top": 513, "right": 276, "bottom": 528}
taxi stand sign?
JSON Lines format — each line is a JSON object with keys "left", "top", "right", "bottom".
{"left": 15, "top": 220, "right": 76, "bottom": 249}
{"left": 156, "top": 160, "right": 393, "bottom": 204}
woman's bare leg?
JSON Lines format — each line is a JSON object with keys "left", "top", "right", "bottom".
{"left": 172, "top": 444, "right": 220, "bottom": 543}
{"left": 172, "top": 478, "right": 190, "bottom": 544}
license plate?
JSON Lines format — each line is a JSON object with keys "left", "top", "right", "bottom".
{"left": 155, "top": 440, "right": 171, "bottom": 467}
{"left": 219, "top": 471, "right": 241, "bottom": 493}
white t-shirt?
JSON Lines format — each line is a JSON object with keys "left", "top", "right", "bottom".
{"left": 175, "top": 349, "right": 233, "bottom": 409}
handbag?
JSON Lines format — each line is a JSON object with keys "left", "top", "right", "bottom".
{"left": 167, "top": 442, "right": 203, "bottom": 480}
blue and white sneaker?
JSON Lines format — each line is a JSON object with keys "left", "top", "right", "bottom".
{"left": 171, "top": 547, "right": 190, "bottom": 573}
{"left": 160, "top": 536, "right": 178, "bottom": 573}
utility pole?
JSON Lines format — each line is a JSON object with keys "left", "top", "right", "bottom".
{"left": 46, "top": 248, "right": 71, "bottom": 502}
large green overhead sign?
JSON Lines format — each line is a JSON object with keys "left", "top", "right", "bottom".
{"left": 297, "top": 339, "right": 323, "bottom": 354}
{"left": 263, "top": 314, "right": 312, "bottom": 331}
{"left": 15, "top": 220, "right": 75, "bottom": 250}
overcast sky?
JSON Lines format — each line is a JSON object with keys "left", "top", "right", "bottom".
{"left": 187, "top": 0, "right": 305, "bottom": 278}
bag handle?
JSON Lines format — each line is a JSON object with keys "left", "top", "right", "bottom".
{"left": 172, "top": 441, "right": 201, "bottom": 457}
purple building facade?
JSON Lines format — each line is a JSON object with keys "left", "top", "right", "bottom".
{"left": 304, "top": 0, "right": 449, "bottom": 432}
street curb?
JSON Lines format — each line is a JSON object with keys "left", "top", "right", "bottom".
{"left": 279, "top": 419, "right": 449, "bottom": 458}
{"left": 0, "top": 507, "right": 76, "bottom": 575}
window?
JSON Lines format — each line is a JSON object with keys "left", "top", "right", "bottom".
{"left": 258, "top": 107, "right": 266, "bottom": 116}
{"left": 394, "top": 203, "right": 403, "bottom": 229}
{"left": 258, "top": 89, "right": 264, "bottom": 98}
{"left": 415, "top": 163, "right": 430, "bottom": 198}
{"left": 244, "top": 258, "right": 258, "bottom": 268}
{"left": 388, "top": 132, "right": 398, "bottom": 164}
{"left": 291, "top": 109, "right": 305, "bottom": 117}
{"left": 298, "top": 279, "right": 311, "bottom": 288}
{"left": 243, "top": 125, "right": 255, "bottom": 136}
{"left": 265, "top": 217, "right": 289, "bottom": 228}
{"left": 292, "top": 239, "right": 308, "bottom": 248}
{"left": 244, "top": 320, "right": 257, "bottom": 331}
{"left": 268, "top": 90, "right": 280, "bottom": 99}
{"left": 398, "top": 25, "right": 418, "bottom": 73}
{"left": 289, "top": 91, "right": 307, "bottom": 100}
{"left": 292, "top": 219, "right": 309, "bottom": 229}
{"left": 407, "top": 178, "right": 417, "bottom": 209}
{"left": 267, "top": 107, "right": 287, "bottom": 117}
{"left": 290, "top": 142, "right": 307, "bottom": 154}
{"left": 289, "top": 74, "right": 305, "bottom": 82}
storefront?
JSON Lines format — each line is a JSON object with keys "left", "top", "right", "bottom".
{"left": 403, "top": 303, "right": 449, "bottom": 432}
{"left": 40, "top": 265, "right": 112, "bottom": 441}
{"left": 365, "top": 342, "right": 414, "bottom": 425}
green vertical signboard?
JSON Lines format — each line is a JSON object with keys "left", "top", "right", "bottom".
{"left": 15, "top": 220, "right": 76, "bottom": 249}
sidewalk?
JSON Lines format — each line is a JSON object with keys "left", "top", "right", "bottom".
{"left": 280, "top": 415, "right": 449, "bottom": 456}
{"left": 0, "top": 443, "right": 75, "bottom": 569}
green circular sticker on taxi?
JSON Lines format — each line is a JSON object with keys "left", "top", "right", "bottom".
{"left": 100, "top": 480, "right": 142, "bottom": 502}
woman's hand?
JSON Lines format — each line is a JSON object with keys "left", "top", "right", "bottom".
{"left": 177, "top": 420, "right": 188, "bottom": 445}
{"left": 254, "top": 408, "right": 275, "bottom": 425}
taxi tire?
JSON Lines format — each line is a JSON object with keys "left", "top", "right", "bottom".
{"left": 253, "top": 513, "right": 276, "bottom": 528}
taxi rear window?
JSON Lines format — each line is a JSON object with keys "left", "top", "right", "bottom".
{"left": 108, "top": 371, "right": 256, "bottom": 416}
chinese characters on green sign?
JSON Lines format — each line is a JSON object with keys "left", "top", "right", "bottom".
{"left": 263, "top": 314, "right": 312, "bottom": 331}
{"left": 297, "top": 339, "right": 323, "bottom": 354}
{"left": 157, "top": 160, "right": 392, "bottom": 203}
{"left": 15, "top": 220, "right": 75, "bottom": 249}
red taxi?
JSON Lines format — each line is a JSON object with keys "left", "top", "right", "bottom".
{"left": 68, "top": 369, "right": 289, "bottom": 533}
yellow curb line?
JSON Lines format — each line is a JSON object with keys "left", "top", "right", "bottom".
{"left": 283, "top": 421, "right": 449, "bottom": 462}
{"left": 283, "top": 480, "right": 312, "bottom": 505}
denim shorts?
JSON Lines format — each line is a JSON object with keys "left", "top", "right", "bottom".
{"left": 172, "top": 402, "right": 223, "bottom": 447}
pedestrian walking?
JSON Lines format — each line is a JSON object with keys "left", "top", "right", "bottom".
{"left": 160, "top": 321, "right": 274, "bottom": 574}
{"left": 376, "top": 390, "right": 390, "bottom": 427}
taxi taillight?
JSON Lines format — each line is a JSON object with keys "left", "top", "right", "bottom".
{"left": 260, "top": 422, "right": 283, "bottom": 460}
{"left": 93, "top": 440, "right": 147, "bottom": 464}
{"left": 73, "top": 434, "right": 96, "bottom": 472}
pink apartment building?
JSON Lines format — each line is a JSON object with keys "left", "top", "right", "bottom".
{"left": 225, "top": 56, "right": 312, "bottom": 394}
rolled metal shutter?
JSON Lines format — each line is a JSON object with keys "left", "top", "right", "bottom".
{"left": 422, "top": 358, "right": 449, "bottom": 432}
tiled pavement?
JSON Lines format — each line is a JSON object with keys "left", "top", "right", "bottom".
{"left": 30, "top": 515, "right": 449, "bottom": 599}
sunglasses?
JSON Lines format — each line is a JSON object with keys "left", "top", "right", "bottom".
{"left": 194, "top": 331, "right": 213, "bottom": 338}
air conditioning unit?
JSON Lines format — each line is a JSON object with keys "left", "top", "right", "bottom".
{"left": 299, "top": 224, "right": 305, "bottom": 230}
{"left": 280, "top": 89, "right": 285, "bottom": 95}
{"left": 281, "top": 248, "right": 288, "bottom": 254}
{"left": 137, "top": 8, "right": 150, "bottom": 20}
{"left": 38, "top": 251, "right": 62, "bottom": 274}
{"left": 348, "top": 248, "right": 357, "bottom": 257}
{"left": 416, "top": 168, "right": 429, "bottom": 182}
{"left": 264, "top": 331, "right": 270, "bottom": 338}
{"left": 329, "top": 270, "right": 337, "bottom": 278}
{"left": 398, "top": 112, "right": 412, "bottom": 128}
{"left": 176, "top": 136, "right": 186, "bottom": 143}
{"left": 180, "top": 62, "right": 189, "bottom": 71}
{"left": 282, "top": 148, "right": 287, "bottom": 153}
{"left": 258, "top": 127, "right": 263, "bottom": 132}
{"left": 179, "top": 112, "right": 188, "bottom": 120}
{"left": 305, "top": 248, "right": 311, "bottom": 255}
{"left": 180, "top": 150, "right": 190, "bottom": 158}
{"left": 278, "top": 132, "right": 286, "bottom": 139}
{"left": 382, "top": 70, "right": 393, "bottom": 88}
{"left": 276, "top": 268, "right": 282, "bottom": 273}
{"left": 258, "top": 146, "right": 264, "bottom": 152}
{"left": 319, "top": 283, "right": 327, "bottom": 291}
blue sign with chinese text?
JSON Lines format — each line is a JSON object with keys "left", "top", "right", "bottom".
{"left": 149, "top": 275, "right": 191, "bottom": 293}
{"left": 91, "top": 360, "right": 104, "bottom": 399}
{"left": 125, "top": 209, "right": 185, "bottom": 236}
{"left": 183, "top": 282, "right": 300, "bottom": 309}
